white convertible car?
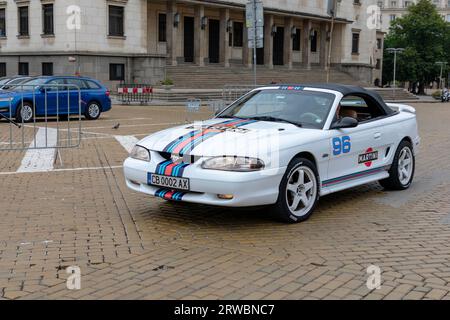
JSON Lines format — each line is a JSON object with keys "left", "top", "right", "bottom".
{"left": 124, "top": 84, "right": 419, "bottom": 223}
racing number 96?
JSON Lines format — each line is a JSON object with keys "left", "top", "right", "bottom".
{"left": 332, "top": 136, "right": 351, "bottom": 156}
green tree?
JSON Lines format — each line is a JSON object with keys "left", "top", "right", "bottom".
{"left": 382, "top": 0, "right": 450, "bottom": 94}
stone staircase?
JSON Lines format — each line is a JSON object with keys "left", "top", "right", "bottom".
{"left": 370, "top": 88, "right": 419, "bottom": 101}
{"left": 165, "top": 63, "right": 364, "bottom": 89}
{"left": 121, "top": 64, "right": 418, "bottom": 104}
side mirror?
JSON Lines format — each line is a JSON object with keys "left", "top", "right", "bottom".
{"left": 330, "top": 117, "right": 358, "bottom": 129}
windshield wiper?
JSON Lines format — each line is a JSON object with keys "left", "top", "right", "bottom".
{"left": 246, "top": 116, "right": 303, "bottom": 127}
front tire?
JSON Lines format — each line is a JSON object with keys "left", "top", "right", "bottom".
{"left": 379, "top": 140, "right": 415, "bottom": 190}
{"left": 16, "top": 102, "right": 34, "bottom": 123}
{"left": 85, "top": 101, "right": 101, "bottom": 120}
{"left": 272, "top": 158, "right": 320, "bottom": 223}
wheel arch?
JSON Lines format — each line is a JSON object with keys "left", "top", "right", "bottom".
{"left": 14, "top": 98, "right": 34, "bottom": 115}
{"left": 87, "top": 99, "right": 103, "bottom": 110}
{"left": 290, "top": 151, "right": 318, "bottom": 173}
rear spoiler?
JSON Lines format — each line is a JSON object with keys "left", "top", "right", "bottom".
{"left": 386, "top": 103, "right": 416, "bottom": 114}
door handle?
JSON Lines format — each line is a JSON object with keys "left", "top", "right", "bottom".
{"left": 374, "top": 132, "right": 381, "bottom": 139}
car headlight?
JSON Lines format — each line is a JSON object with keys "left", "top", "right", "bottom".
{"left": 0, "top": 97, "right": 13, "bottom": 103}
{"left": 130, "top": 145, "right": 150, "bottom": 162}
{"left": 201, "top": 156, "right": 264, "bottom": 172}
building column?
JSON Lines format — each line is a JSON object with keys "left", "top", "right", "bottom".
{"left": 243, "top": 16, "right": 252, "bottom": 68}
{"left": 220, "top": 8, "right": 231, "bottom": 67}
{"left": 320, "top": 22, "right": 328, "bottom": 69}
{"left": 284, "top": 17, "right": 294, "bottom": 69}
{"left": 302, "top": 19, "right": 311, "bottom": 70}
{"left": 194, "top": 5, "right": 205, "bottom": 66}
{"left": 264, "top": 14, "right": 274, "bottom": 69}
{"left": 166, "top": 0, "right": 178, "bottom": 66}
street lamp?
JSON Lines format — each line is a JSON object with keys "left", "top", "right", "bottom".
{"left": 435, "top": 61, "right": 447, "bottom": 89}
{"left": 386, "top": 48, "right": 405, "bottom": 100}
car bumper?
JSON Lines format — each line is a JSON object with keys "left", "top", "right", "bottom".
{"left": 123, "top": 157, "right": 286, "bottom": 207}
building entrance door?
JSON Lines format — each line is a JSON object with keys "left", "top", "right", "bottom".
{"left": 208, "top": 19, "right": 220, "bottom": 63}
{"left": 273, "top": 26, "right": 284, "bottom": 65}
{"left": 184, "top": 16, "right": 194, "bottom": 63}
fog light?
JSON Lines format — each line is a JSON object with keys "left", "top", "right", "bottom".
{"left": 217, "top": 194, "right": 233, "bottom": 200}
{"left": 129, "top": 179, "right": 140, "bottom": 186}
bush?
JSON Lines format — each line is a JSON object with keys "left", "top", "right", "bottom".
{"left": 161, "top": 78, "right": 174, "bottom": 86}
{"left": 431, "top": 90, "right": 442, "bottom": 100}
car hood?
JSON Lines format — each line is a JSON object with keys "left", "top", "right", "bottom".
{"left": 137, "top": 118, "right": 325, "bottom": 158}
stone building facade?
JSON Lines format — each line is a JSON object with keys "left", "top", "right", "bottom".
{"left": 379, "top": 0, "right": 450, "bottom": 33}
{"left": 0, "top": 0, "right": 384, "bottom": 88}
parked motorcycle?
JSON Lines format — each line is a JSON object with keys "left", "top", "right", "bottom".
{"left": 442, "top": 89, "right": 450, "bottom": 102}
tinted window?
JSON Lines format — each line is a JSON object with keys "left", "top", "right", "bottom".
{"left": 0, "top": 77, "right": 10, "bottom": 85}
{"left": 14, "top": 78, "right": 47, "bottom": 91}
{"left": 45, "top": 79, "right": 67, "bottom": 91}
{"left": 65, "top": 78, "right": 87, "bottom": 90}
{"left": 85, "top": 80, "right": 101, "bottom": 89}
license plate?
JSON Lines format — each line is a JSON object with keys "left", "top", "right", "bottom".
{"left": 148, "top": 173, "right": 190, "bottom": 191}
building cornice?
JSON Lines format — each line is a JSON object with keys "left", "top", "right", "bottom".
{"left": 14, "top": 0, "right": 30, "bottom": 5}
{"left": 178, "top": 0, "right": 353, "bottom": 23}
{"left": 0, "top": 51, "right": 165, "bottom": 58}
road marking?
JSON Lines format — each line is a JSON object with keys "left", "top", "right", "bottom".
{"left": 114, "top": 135, "right": 139, "bottom": 153}
{"left": 17, "top": 127, "right": 58, "bottom": 173}
{"left": 69, "top": 122, "right": 183, "bottom": 130}
{"left": 0, "top": 165, "right": 123, "bottom": 175}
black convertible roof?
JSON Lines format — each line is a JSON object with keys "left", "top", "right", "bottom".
{"left": 276, "top": 83, "right": 395, "bottom": 115}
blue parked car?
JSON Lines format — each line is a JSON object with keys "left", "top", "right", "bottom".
{"left": 0, "top": 76, "right": 111, "bottom": 122}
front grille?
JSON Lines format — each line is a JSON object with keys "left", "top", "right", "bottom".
{"left": 158, "top": 151, "right": 201, "bottom": 164}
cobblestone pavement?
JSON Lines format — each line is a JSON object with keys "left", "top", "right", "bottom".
{"left": 0, "top": 103, "right": 449, "bottom": 300}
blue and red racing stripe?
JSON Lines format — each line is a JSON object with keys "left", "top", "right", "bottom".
{"left": 154, "top": 188, "right": 186, "bottom": 201}
{"left": 322, "top": 166, "right": 389, "bottom": 188}
{"left": 154, "top": 159, "right": 190, "bottom": 177}
{"left": 155, "top": 118, "right": 257, "bottom": 177}
{"left": 163, "top": 118, "right": 257, "bottom": 156}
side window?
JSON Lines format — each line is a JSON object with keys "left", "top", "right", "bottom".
{"left": 85, "top": 80, "right": 101, "bottom": 89}
{"left": 45, "top": 79, "right": 66, "bottom": 91}
{"left": 339, "top": 95, "right": 384, "bottom": 122}
{"left": 65, "top": 78, "right": 87, "bottom": 91}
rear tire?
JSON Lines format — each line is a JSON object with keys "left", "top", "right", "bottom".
{"left": 84, "top": 101, "right": 101, "bottom": 120}
{"left": 379, "top": 140, "right": 415, "bottom": 190}
{"left": 15, "top": 102, "right": 34, "bottom": 123}
{"left": 272, "top": 158, "right": 320, "bottom": 223}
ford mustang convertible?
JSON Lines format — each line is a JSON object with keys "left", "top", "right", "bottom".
{"left": 123, "top": 84, "right": 420, "bottom": 223}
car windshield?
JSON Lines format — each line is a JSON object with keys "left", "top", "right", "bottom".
{"left": 218, "top": 89, "right": 336, "bottom": 129}
{"left": 0, "top": 78, "right": 11, "bottom": 85}
{"left": 10, "top": 78, "right": 47, "bottom": 91}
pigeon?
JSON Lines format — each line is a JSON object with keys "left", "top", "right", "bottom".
{"left": 112, "top": 123, "right": 120, "bottom": 130}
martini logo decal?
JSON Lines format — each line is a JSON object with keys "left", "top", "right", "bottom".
{"left": 358, "top": 148, "right": 378, "bottom": 167}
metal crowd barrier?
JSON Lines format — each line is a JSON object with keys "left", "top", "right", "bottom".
{"left": 222, "top": 84, "right": 260, "bottom": 103}
{"left": 185, "top": 98, "right": 201, "bottom": 123}
{"left": 117, "top": 83, "right": 153, "bottom": 105}
{"left": 0, "top": 83, "right": 82, "bottom": 153}
{"left": 207, "top": 100, "right": 227, "bottom": 115}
